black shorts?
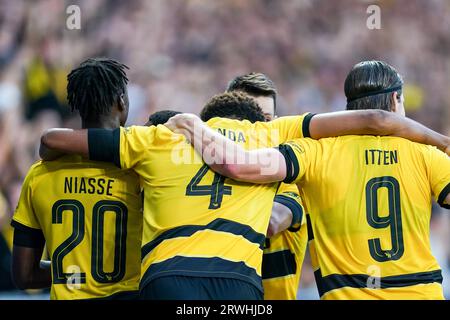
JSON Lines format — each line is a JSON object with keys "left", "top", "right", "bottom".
{"left": 140, "top": 276, "right": 263, "bottom": 300}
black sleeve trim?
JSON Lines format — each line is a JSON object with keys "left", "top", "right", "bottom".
{"left": 11, "top": 220, "right": 45, "bottom": 248}
{"left": 437, "top": 182, "right": 450, "bottom": 209}
{"left": 278, "top": 144, "right": 300, "bottom": 184}
{"left": 88, "top": 128, "right": 121, "bottom": 168}
{"left": 302, "top": 113, "right": 316, "bottom": 138}
{"left": 274, "top": 195, "right": 303, "bottom": 232}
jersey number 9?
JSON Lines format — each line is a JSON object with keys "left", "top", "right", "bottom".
{"left": 365, "top": 176, "right": 404, "bottom": 262}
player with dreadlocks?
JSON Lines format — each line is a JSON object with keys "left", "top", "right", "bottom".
{"left": 11, "top": 57, "right": 143, "bottom": 300}
{"left": 68, "top": 58, "right": 130, "bottom": 127}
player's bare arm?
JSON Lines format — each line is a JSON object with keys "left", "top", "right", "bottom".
{"left": 165, "top": 113, "right": 287, "bottom": 183}
{"left": 309, "top": 110, "right": 449, "bottom": 155}
{"left": 40, "top": 128, "right": 89, "bottom": 160}
{"left": 165, "top": 111, "right": 450, "bottom": 183}
{"left": 12, "top": 245, "right": 51, "bottom": 290}
{"left": 267, "top": 202, "right": 294, "bottom": 237}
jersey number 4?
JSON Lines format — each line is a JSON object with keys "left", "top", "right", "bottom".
{"left": 51, "top": 199, "right": 127, "bottom": 284}
{"left": 186, "top": 164, "right": 232, "bottom": 209}
{"left": 365, "top": 176, "right": 404, "bottom": 262}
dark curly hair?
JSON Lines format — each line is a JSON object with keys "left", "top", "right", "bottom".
{"left": 146, "top": 110, "right": 182, "bottom": 126}
{"left": 200, "top": 92, "right": 265, "bottom": 123}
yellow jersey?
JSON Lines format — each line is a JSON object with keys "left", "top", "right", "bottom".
{"left": 112, "top": 114, "right": 313, "bottom": 294}
{"left": 280, "top": 136, "right": 450, "bottom": 300}
{"left": 12, "top": 155, "right": 142, "bottom": 300}
{"left": 262, "top": 183, "right": 308, "bottom": 300}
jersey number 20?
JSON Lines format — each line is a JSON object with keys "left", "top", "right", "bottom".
{"left": 365, "top": 176, "right": 404, "bottom": 262}
{"left": 51, "top": 199, "right": 127, "bottom": 284}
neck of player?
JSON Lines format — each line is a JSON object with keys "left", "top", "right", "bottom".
{"left": 82, "top": 115, "right": 121, "bottom": 130}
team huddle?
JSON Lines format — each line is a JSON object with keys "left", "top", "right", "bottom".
{"left": 9, "top": 58, "right": 450, "bottom": 300}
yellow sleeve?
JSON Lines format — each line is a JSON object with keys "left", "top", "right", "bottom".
{"left": 275, "top": 183, "right": 305, "bottom": 231}
{"left": 12, "top": 169, "right": 40, "bottom": 230}
{"left": 427, "top": 147, "right": 450, "bottom": 209}
{"left": 279, "top": 138, "right": 318, "bottom": 185}
{"left": 118, "top": 125, "right": 157, "bottom": 169}
{"left": 257, "top": 113, "right": 315, "bottom": 144}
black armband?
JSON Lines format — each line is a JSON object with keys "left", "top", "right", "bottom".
{"left": 11, "top": 220, "right": 45, "bottom": 248}
{"left": 88, "top": 128, "right": 121, "bottom": 167}
{"left": 274, "top": 195, "right": 303, "bottom": 232}
{"left": 302, "top": 113, "right": 316, "bottom": 138}
{"left": 278, "top": 144, "right": 300, "bottom": 184}
{"left": 438, "top": 182, "right": 450, "bottom": 209}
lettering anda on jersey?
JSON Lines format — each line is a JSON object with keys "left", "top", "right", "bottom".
{"left": 217, "top": 128, "right": 246, "bottom": 143}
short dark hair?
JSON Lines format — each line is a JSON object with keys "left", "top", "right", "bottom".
{"left": 200, "top": 91, "right": 265, "bottom": 123}
{"left": 146, "top": 110, "right": 182, "bottom": 126}
{"left": 226, "top": 72, "right": 277, "bottom": 111}
{"left": 345, "top": 60, "right": 404, "bottom": 111}
{"left": 67, "top": 57, "right": 129, "bottom": 122}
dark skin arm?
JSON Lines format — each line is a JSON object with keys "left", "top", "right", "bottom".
{"left": 39, "top": 110, "right": 450, "bottom": 161}
{"left": 39, "top": 129, "right": 89, "bottom": 160}
{"left": 308, "top": 110, "right": 450, "bottom": 154}
{"left": 11, "top": 245, "right": 51, "bottom": 290}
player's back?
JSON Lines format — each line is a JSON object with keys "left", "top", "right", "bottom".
{"left": 12, "top": 155, "right": 142, "bottom": 300}
{"left": 118, "top": 115, "right": 310, "bottom": 294}
{"left": 291, "top": 135, "right": 449, "bottom": 299}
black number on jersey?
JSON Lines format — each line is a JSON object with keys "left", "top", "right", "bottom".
{"left": 91, "top": 200, "right": 128, "bottom": 283}
{"left": 52, "top": 200, "right": 86, "bottom": 284}
{"left": 365, "top": 176, "right": 404, "bottom": 262}
{"left": 51, "top": 199, "right": 128, "bottom": 284}
{"left": 186, "top": 164, "right": 232, "bottom": 209}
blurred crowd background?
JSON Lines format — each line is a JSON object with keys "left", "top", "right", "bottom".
{"left": 0, "top": 0, "right": 449, "bottom": 299}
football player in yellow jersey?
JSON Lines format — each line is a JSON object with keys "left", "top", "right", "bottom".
{"left": 41, "top": 88, "right": 448, "bottom": 301}
{"left": 146, "top": 99, "right": 307, "bottom": 300}
{"left": 261, "top": 182, "right": 307, "bottom": 300}
{"left": 226, "top": 73, "right": 308, "bottom": 300}
{"left": 41, "top": 92, "right": 314, "bottom": 299}
{"left": 169, "top": 61, "right": 450, "bottom": 300}
{"left": 11, "top": 58, "right": 142, "bottom": 300}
